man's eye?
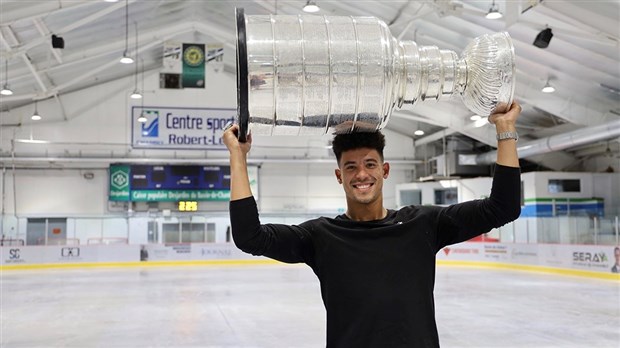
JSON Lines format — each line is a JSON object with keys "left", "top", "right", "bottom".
{"left": 367, "top": 163, "right": 376, "bottom": 168}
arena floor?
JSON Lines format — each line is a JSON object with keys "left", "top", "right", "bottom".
{"left": 2, "top": 263, "right": 619, "bottom": 347}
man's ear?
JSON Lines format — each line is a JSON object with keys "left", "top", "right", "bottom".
{"left": 335, "top": 168, "right": 342, "bottom": 184}
{"left": 383, "top": 162, "right": 390, "bottom": 179}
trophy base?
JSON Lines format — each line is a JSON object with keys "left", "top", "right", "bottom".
{"left": 235, "top": 8, "right": 250, "bottom": 142}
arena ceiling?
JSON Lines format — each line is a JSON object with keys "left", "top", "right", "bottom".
{"left": 0, "top": 0, "right": 618, "bottom": 172}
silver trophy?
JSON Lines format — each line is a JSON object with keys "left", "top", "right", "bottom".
{"left": 235, "top": 8, "right": 515, "bottom": 141}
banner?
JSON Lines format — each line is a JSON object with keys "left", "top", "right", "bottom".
{"left": 206, "top": 43, "right": 224, "bottom": 72}
{"left": 131, "top": 106, "right": 235, "bottom": 150}
{"left": 182, "top": 43, "right": 205, "bottom": 88}
{"left": 162, "top": 41, "right": 182, "bottom": 73}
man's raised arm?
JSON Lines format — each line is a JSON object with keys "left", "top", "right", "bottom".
{"left": 222, "top": 124, "right": 253, "bottom": 201}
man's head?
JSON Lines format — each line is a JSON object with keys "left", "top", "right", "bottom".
{"left": 332, "top": 131, "right": 385, "bottom": 164}
{"left": 332, "top": 132, "right": 390, "bottom": 207}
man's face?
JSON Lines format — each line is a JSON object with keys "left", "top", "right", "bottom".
{"left": 335, "top": 148, "right": 389, "bottom": 205}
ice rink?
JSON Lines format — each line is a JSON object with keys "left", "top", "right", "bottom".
{"left": 2, "top": 263, "right": 619, "bottom": 347}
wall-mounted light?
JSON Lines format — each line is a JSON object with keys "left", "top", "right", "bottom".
{"left": 303, "top": 1, "right": 320, "bottom": 13}
{"left": 1, "top": 60, "right": 13, "bottom": 96}
{"left": 31, "top": 100, "right": 42, "bottom": 121}
{"left": 485, "top": 0, "right": 503, "bottom": 20}
{"left": 119, "top": 0, "right": 134, "bottom": 64}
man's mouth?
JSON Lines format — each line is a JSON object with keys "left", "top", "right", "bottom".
{"left": 352, "top": 182, "right": 374, "bottom": 191}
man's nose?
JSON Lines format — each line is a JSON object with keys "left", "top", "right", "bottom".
{"left": 355, "top": 167, "right": 371, "bottom": 180}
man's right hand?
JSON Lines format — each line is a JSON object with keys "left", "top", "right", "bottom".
{"left": 222, "top": 124, "right": 252, "bottom": 156}
{"left": 222, "top": 123, "right": 254, "bottom": 200}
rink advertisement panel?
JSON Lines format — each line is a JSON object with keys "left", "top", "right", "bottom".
{"left": 1, "top": 244, "right": 139, "bottom": 265}
{"left": 438, "top": 243, "right": 619, "bottom": 275}
{"left": 0, "top": 243, "right": 267, "bottom": 267}
{"left": 2, "top": 243, "right": 617, "bottom": 278}
{"left": 139, "top": 243, "right": 266, "bottom": 261}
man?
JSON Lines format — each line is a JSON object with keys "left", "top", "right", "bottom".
{"left": 612, "top": 247, "right": 620, "bottom": 273}
{"left": 223, "top": 102, "right": 522, "bottom": 347}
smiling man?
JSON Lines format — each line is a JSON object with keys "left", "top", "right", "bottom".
{"left": 223, "top": 102, "right": 522, "bottom": 347}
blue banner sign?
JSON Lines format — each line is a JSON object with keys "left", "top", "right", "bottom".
{"left": 132, "top": 106, "right": 235, "bottom": 150}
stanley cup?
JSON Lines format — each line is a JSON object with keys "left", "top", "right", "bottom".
{"left": 235, "top": 8, "right": 515, "bottom": 141}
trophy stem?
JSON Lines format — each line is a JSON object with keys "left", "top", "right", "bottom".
{"left": 397, "top": 42, "right": 468, "bottom": 107}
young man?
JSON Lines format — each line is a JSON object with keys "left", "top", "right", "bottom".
{"left": 223, "top": 102, "right": 522, "bottom": 347}
{"left": 612, "top": 247, "right": 620, "bottom": 273}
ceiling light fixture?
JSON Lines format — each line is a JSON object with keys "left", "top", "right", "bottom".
{"left": 31, "top": 100, "right": 41, "bottom": 121}
{"left": 541, "top": 80, "right": 555, "bottom": 93}
{"left": 303, "top": 1, "right": 320, "bottom": 13}
{"left": 485, "top": 0, "right": 503, "bottom": 19}
{"left": 470, "top": 115, "right": 482, "bottom": 121}
{"left": 130, "top": 90, "right": 142, "bottom": 99}
{"left": 137, "top": 58, "right": 147, "bottom": 123}
{"left": 130, "top": 22, "right": 142, "bottom": 99}
{"left": 1, "top": 60, "right": 13, "bottom": 96}
{"left": 414, "top": 130, "right": 425, "bottom": 136}
{"left": 473, "top": 118, "right": 487, "bottom": 128}
{"left": 120, "top": 0, "right": 134, "bottom": 64}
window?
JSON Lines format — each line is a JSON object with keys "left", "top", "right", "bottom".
{"left": 548, "top": 179, "right": 581, "bottom": 193}
{"left": 434, "top": 188, "right": 458, "bottom": 205}
{"left": 399, "top": 190, "right": 422, "bottom": 206}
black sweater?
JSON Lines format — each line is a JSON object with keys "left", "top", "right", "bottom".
{"left": 229, "top": 164, "right": 521, "bottom": 347}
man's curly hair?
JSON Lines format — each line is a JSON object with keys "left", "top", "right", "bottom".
{"left": 332, "top": 132, "right": 385, "bottom": 165}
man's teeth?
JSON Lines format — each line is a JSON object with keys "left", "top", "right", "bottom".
{"left": 355, "top": 184, "right": 371, "bottom": 189}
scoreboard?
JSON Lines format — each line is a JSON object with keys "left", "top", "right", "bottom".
{"left": 130, "top": 165, "right": 230, "bottom": 190}
{"left": 109, "top": 164, "right": 231, "bottom": 202}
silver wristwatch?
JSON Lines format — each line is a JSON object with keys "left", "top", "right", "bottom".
{"left": 496, "top": 131, "right": 518, "bottom": 142}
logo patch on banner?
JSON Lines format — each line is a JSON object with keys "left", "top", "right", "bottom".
{"left": 141, "top": 111, "right": 160, "bottom": 137}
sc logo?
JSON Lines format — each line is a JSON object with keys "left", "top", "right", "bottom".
{"left": 9, "top": 249, "right": 20, "bottom": 260}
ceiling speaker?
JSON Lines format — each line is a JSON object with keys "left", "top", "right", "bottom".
{"left": 51, "top": 34, "right": 64, "bottom": 49}
{"left": 533, "top": 28, "right": 553, "bottom": 48}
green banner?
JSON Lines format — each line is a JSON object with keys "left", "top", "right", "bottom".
{"left": 109, "top": 165, "right": 130, "bottom": 201}
{"left": 131, "top": 190, "right": 230, "bottom": 202}
{"left": 182, "top": 43, "right": 205, "bottom": 88}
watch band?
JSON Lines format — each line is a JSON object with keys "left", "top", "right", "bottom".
{"left": 496, "top": 131, "right": 518, "bottom": 142}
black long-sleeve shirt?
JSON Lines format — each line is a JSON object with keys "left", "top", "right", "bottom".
{"left": 229, "top": 164, "right": 521, "bottom": 347}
